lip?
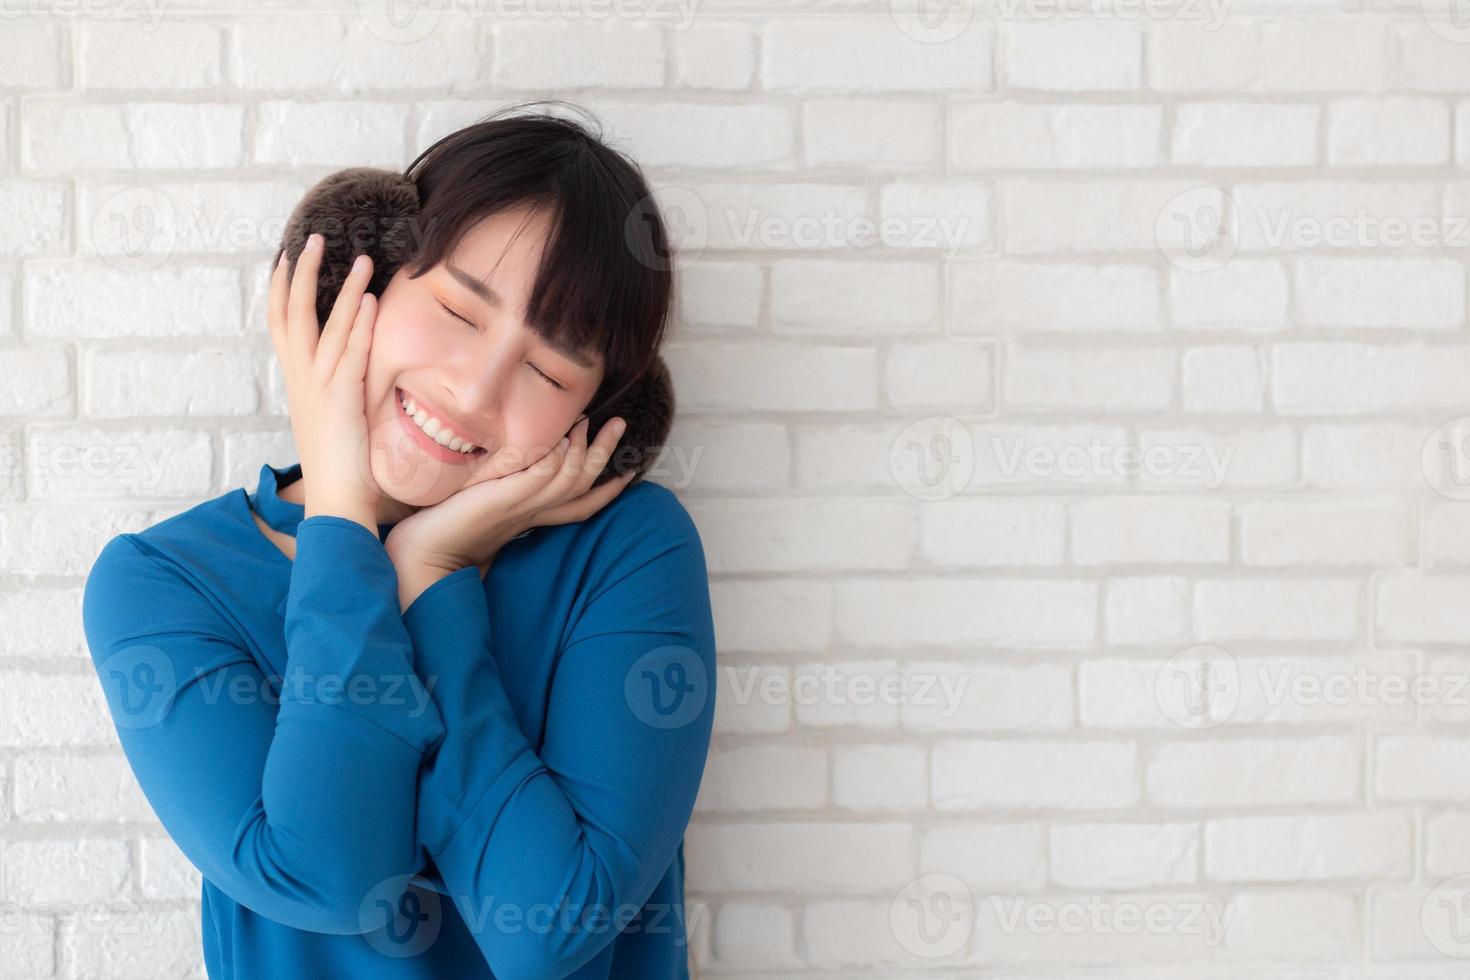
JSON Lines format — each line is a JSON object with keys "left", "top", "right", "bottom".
{"left": 394, "top": 386, "right": 487, "bottom": 465}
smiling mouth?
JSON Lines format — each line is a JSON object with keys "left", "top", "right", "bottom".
{"left": 395, "top": 387, "right": 489, "bottom": 456}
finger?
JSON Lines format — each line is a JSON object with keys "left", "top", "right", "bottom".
{"left": 332, "top": 291, "right": 376, "bottom": 387}
{"left": 556, "top": 416, "right": 592, "bottom": 485}
{"left": 267, "top": 251, "right": 289, "bottom": 359}
{"left": 573, "top": 416, "right": 625, "bottom": 496}
{"left": 533, "top": 470, "right": 636, "bottom": 528}
{"left": 556, "top": 416, "right": 622, "bottom": 503}
{"left": 464, "top": 434, "right": 561, "bottom": 485}
{"left": 317, "top": 254, "right": 373, "bottom": 375}
{"left": 287, "top": 232, "right": 325, "bottom": 367}
{"left": 526, "top": 420, "right": 591, "bottom": 510}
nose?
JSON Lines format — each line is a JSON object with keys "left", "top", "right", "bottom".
{"left": 441, "top": 346, "right": 512, "bottom": 428}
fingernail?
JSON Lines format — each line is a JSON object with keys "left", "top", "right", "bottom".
{"left": 277, "top": 252, "right": 287, "bottom": 268}
{"left": 612, "top": 418, "right": 627, "bottom": 436}
{"left": 558, "top": 436, "right": 570, "bottom": 451}
{"left": 308, "top": 233, "right": 323, "bottom": 250}
{"left": 577, "top": 416, "right": 589, "bottom": 431}
{"left": 351, "top": 254, "right": 367, "bottom": 275}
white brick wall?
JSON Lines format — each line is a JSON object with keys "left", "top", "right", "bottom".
{"left": 7, "top": 3, "right": 1470, "bottom": 978}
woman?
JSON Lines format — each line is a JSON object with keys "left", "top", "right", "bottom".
{"left": 81, "top": 105, "right": 716, "bottom": 979}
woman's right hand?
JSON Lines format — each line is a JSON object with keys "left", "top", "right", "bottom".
{"left": 267, "top": 232, "right": 383, "bottom": 534}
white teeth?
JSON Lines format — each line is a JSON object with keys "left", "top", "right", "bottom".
{"left": 399, "top": 391, "right": 480, "bottom": 453}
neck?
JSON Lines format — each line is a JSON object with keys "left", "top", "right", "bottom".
{"left": 278, "top": 471, "right": 420, "bottom": 526}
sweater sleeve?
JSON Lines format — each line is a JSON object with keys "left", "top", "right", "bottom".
{"left": 399, "top": 489, "right": 717, "bottom": 980}
{"left": 81, "top": 515, "right": 445, "bottom": 935}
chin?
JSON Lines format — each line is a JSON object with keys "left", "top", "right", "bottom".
{"left": 363, "top": 394, "right": 475, "bottom": 507}
{"left": 367, "top": 445, "right": 463, "bottom": 508}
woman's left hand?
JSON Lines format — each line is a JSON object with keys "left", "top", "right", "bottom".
{"left": 384, "top": 415, "right": 636, "bottom": 595}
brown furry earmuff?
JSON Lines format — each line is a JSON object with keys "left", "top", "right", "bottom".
{"left": 272, "top": 166, "right": 674, "bottom": 488}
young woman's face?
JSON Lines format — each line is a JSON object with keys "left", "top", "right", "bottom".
{"left": 360, "top": 205, "right": 606, "bottom": 507}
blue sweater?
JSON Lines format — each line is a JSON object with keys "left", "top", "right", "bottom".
{"left": 81, "top": 461, "right": 716, "bottom": 979}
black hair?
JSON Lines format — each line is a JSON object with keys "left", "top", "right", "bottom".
{"left": 397, "top": 99, "right": 674, "bottom": 419}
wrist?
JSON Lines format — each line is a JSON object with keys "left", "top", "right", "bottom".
{"left": 391, "top": 554, "right": 465, "bottom": 614}
{"left": 303, "top": 499, "right": 379, "bottom": 538}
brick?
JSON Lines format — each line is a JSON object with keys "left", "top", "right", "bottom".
{"left": 664, "top": 343, "right": 877, "bottom": 412}
{"left": 953, "top": 261, "right": 1160, "bottom": 332}
{"left": 770, "top": 260, "right": 940, "bottom": 334}
{"left": 836, "top": 578, "right": 1097, "bottom": 649}
{"left": 492, "top": 20, "right": 662, "bottom": 89}
{"left": 84, "top": 347, "right": 260, "bottom": 417}
{"left": 1194, "top": 579, "right": 1359, "bottom": 642}
{"left": 1171, "top": 103, "right": 1318, "bottom": 167}
{"left": 832, "top": 744, "right": 926, "bottom": 810}
{"left": 23, "top": 100, "right": 244, "bottom": 170}
{"left": 952, "top": 102, "right": 1161, "bottom": 170}
{"left": 696, "top": 744, "right": 826, "bottom": 812}
{"left": 1051, "top": 822, "right": 1198, "bottom": 888}
{"left": 1205, "top": 812, "right": 1411, "bottom": 881}
{"left": 885, "top": 340, "right": 995, "bottom": 410}
{"left": 933, "top": 740, "right": 1138, "bottom": 810}
{"left": 672, "top": 23, "right": 755, "bottom": 90}
{"left": 805, "top": 99, "right": 938, "bottom": 168}
{"left": 590, "top": 101, "right": 793, "bottom": 169}
{"left": 763, "top": 19, "right": 992, "bottom": 92}
{"left": 254, "top": 101, "right": 408, "bottom": 168}
{"left": 1328, "top": 98, "right": 1451, "bottom": 166}
{"left": 686, "top": 499, "right": 912, "bottom": 573}
{"left": 919, "top": 499, "right": 1065, "bottom": 568}
{"left": 1071, "top": 497, "right": 1231, "bottom": 566}
{"left": 1004, "top": 24, "right": 1141, "bottom": 91}
{"left": 685, "top": 822, "right": 912, "bottom": 892}
{"left": 233, "top": 16, "right": 484, "bottom": 91}
{"left": 14, "top": 753, "right": 154, "bottom": 822}
{"left": 79, "top": 22, "right": 220, "bottom": 89}
{"left": 1147, "top": 736, "right": 1360, "bottom": 808}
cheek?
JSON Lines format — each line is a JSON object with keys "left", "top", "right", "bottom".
{"left": 366, "top": 303, "right": 452, "bottom": 388}
{"left": 499, "top": 404, "right": 574, "bottom": 459}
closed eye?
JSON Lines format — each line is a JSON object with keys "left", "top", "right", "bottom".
{"left": 438, "top": 301, "right": 567, "bottom": 391}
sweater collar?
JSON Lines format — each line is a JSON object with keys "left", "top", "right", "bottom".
{"left": 248, "top": 462, "right": 401, "bottom": 540}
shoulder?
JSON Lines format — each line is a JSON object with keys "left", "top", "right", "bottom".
{"left": 85, "top": 487, "right": 253, "bottom": 601}
{"left": 83, "top": 531, "right": 194, "bottom": 633}
{"left": 583, "top": 478, "right": 704, "bottom": 564}
{"left": 83, "top": 493, "right": 250, "bottom": 653}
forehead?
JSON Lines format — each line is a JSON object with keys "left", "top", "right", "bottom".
{"left": 436, "top": 207, "right": 601, "bottom": 371}
{"left": 445, "top": 206, "right": 554, "bottom": 291}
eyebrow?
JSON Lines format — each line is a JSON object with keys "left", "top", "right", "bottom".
{"left": 444, "top": 260, "right": 598, "bottom": 369}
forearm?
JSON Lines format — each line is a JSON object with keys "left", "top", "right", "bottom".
{"left": 83, "top": 527, "right": 446, "bottom": 935}
{"left": 303, "top": 495, "right": 379, "bottom": 539}
{"left": 395, "top": 514, "right": 716, "bottom": 978}
{"left": 387, "top": 543, "right": 496, "bottom": 614}
{"left": 275, "top": 516, "right": 448, "bottom": 918}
